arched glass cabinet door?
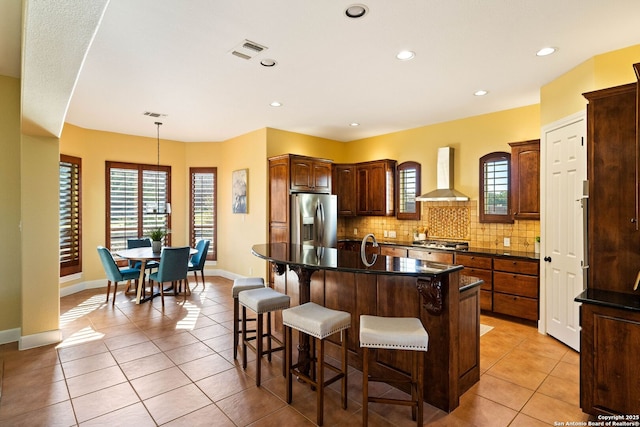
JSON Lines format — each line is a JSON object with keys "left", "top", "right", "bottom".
{"left": 396, "top": 161, "right": 421, "bottom": 220}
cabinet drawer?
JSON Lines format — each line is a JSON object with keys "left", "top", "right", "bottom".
{"left": 407, "top": 249, "right": 454, "bottom": 264}
{"left": 493, "top": 293, "right": 538, "bottom": 321}
{"left": 463, "top": 268, "right": 492, "bottom": 291}
{"left": 493, "top": 271, "right": 538, "bottom": 298}
{"left": 494, "top": 258, "right": 539, "bottom": 276}
{"left": 380, "top": 246, "right": 408, "bottom": 257}
{"left": 480, "top": 290, "right": 492, "bottom": 311}
{"left": 455, "top": 254, "right": 492, "bottom": 269}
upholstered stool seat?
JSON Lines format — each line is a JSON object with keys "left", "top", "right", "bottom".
{"left": 360, "top": 315, "right": 429, "bottom": 426}
{"left": 232, "top": 277, "right": 265, "bottom": 359}
{"left": 283, "top": 302, "right": 351, "bottom": 426}
{"left": 238, "top": 287, "right": 290, "bottom": 386}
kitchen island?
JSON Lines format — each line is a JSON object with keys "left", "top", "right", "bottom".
{"left": 252, "top": 243, "right": 482, "bottom": 412}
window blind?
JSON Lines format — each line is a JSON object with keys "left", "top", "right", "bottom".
{"left": 60, "top": 155, "right": 82, "bottom": 276}
{"left": 190, "top": 168, "right": 217, "bottom": 260}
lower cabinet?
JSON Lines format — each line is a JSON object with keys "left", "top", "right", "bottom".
{"left": 492, "top": 258, "right": 539, "bottom": 321}
{"left": 455, "top": 254, "right": 493, "bottom": 311}
{"left": 580, "top": 303, "right": 640, "bottom": 415}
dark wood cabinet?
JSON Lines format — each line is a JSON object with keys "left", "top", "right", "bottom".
{"left": 455, "top": 253, "right": 493, "bottom": 311}
{"left": 579, "top": 73, "right": 640, "bottom": 417}
{"left": 509, "top": 139, "right": 540, "bottom": 220}
{"left": 269, "top": 156, "right": 290, "bottom": 245}
{"left": 356, "top": 159, "right": 396, "bottom": 216}
{"left": 492, "top": 258, "right": 539, "bottom": 321}
{"left": 580, "top": 303, "right": 640, "bottom": 415}
{"left": 332, "top": 164, "right": 357, "bottom": 216}
{"left": 289, "top": 154, "right": 332, "bottom": 193}
{"left": 585, "top": 83, "right": 639, "bottom": 294}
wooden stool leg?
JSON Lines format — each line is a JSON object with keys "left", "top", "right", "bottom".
{"left": 342, "top": 329, "right": 348, "bottom": 410}
{"left": 267, "top": 312, "right": 272, "bottom": 362}
{"left": 363, "top": 346, "right": 369, "bottom": 427}
{"left": 233, "top": 298, "right": 239, "bottom": 359}
{"left": 417, "top": 350, "right": 424, "bottom": 426}
{"left": 286, "top": 325, "right": 293, "bottom": 404}
{"left": 242, "top": 306, "right": 248, "bottom": 369}
{"left": 256, "top": 313, "right": 263, "bottom": 386}
{"left": 411, "top": 351, "right": 417, "bottom": 421}
{"left": 317, "top": 337, "right": 324, "bottom": 426}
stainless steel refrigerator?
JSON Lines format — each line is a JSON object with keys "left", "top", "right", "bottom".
{"left": 290, "top": 193, "right": 338, "bottom": 248}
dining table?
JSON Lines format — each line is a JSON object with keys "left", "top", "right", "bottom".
{"left": 115, "top": 246, "right": 197, "bottom": 304}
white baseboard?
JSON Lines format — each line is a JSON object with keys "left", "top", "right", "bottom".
{"left": 19, "top": 329, "right": 62, "bottom": 350}
{"left": 0, "top": 328, "right": 21, "bottom": 345}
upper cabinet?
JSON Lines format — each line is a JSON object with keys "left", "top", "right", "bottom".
{"left": 509, "top": 139, "right": 540, "bottom": 220}
{"left": 332, "top": 164, "right": 357, "bottom": 216}
{"left": 289, "top": 154, "right": 332, "bottom": 193}
{"left": 356, "top": 160, "right": 397, "bottom": 216}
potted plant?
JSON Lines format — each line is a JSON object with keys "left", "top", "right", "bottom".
{"left": 534, "top": 236, "right": 540, "bottom": 254}
{"left": 147, "top": 227, "right": 168, "bottom": 253}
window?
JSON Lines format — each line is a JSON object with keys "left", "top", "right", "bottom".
{"left": 190, "top": 168, "right": 217, "bottom": 260}
{"left": 479, "top": 152, "right": 513, "bottom": 223}
{"left": 106, "top": 161, "right": 171, "bottom": 251}
{"left": 396, "top": 161, "right": 421, "bottom": 220}
{"left": 60, "top": 155, "right": 82, "bottom": 276}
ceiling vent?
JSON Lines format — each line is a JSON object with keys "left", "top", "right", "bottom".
{"left": 230, "top": 39, "right": 268, "bottom": 60}
{"left": 143, "top": 111, "right": 167, "bottom": 118}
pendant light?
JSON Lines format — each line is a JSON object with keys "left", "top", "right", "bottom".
{"left": 152, "top": 121, "right": 171, "bottom": 215}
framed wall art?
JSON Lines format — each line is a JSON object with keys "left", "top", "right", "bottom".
{"left": 232, "top": 168, "right": 248, "bottom": 214}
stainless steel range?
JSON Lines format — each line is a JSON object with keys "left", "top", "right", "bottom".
{"left": 413, "top": 240, "right": 469, "bottom": 251}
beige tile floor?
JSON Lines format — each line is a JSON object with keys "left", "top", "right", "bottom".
{"left": 0, "top": 276, "right": 591, "bottom": 426}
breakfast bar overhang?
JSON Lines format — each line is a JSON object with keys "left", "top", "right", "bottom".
{"left": 252, "top": 243, "right": 483, "bottom": 412}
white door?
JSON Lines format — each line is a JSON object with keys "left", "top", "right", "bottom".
{"left": 542, "top": 113, "right": 586, "bottom": 351}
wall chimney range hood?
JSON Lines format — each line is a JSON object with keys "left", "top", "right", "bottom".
{"left": 416, "top": 147, "right": 469, "bottom": 201}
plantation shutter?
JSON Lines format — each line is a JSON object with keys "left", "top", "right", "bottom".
{"left": 190, "top": 168, "right": 217, "bottom": 260}
{"left": 60, "top": 155, "right": 82, "bottom": 276}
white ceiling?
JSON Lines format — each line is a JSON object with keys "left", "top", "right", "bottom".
{"left": 7, "top": 0, "right": 640, "bottom": 142}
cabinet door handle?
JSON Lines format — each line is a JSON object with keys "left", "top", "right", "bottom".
{"left": 544, "top": 256, "right": 552, "bottom": 262}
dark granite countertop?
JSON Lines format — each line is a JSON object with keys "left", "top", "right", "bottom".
{"left": 338, "top": 237, "right": 539, "bottom": 261}
{"left": 575, "top": 289, "right": 640, "bottom": 312}
{"left": 252, "top": 243, "right": 463, "bottom": 278}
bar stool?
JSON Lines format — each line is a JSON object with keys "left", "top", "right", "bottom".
{"left": 232, "top": 277, "right": 265, "bottom": 359}
{"left": 359, "top": 315, "right": 429, "bottom": 427}
{"left": 282, "top": 302, "right": 351, "bottom": 426}
{"left": 238, "top": 287, "right": 290, "bottom": 386}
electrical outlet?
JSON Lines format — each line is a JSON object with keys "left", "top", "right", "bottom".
{"left": 389, "top": 230, "right": 397, "bottom": 238}
{"left": 354, "top": 228, "right": 358, "bottom": 236}
{"left": 249, "top": 267, "right": 253, "bottom": 275}
{"left": 503, "top": 237, "right": 510, "bottom": 247}
{"left": 383, "top": 230, "right": 388, "bottom": 237}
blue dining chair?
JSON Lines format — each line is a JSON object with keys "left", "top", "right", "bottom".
{"left": 97, "top": 246, "right": 141, "bottom": 305}
{"left": 188, "top": 239, "right": 210, "bottom": 289}
{"left": 127, "top": 238, "right": 159, "bottom": 270}
{"left": 149, "top": 246, "right": 191, "bottom": 306}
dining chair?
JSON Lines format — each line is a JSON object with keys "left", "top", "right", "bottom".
{"left": 188, "top": 239, "right": 210, "bottom": 289}
{"left": 97, "top": 246, "right": 141, "bottom": 305}
{"left": 127, "top": 237, "right": 159, "bottom": 270}
{"left": 149, "top": 246, "right": 191, "bottom": 306}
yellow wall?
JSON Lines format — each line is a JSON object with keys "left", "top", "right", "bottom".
{"left": 266, "top": 128, "right": 348, "bottom": 162}
{"left": 541, "top": 44, "right": 640, "bottom": 125}
{"left": 185, "top": 129, "right": 269, "bottom": 279}
{"left": 60, "top": 124, "right": 188, "bottom": 287}
{"left": 0, "top": 76, "right": 22, "bottom": 333}
{"left": 21, "top": 134, "right": 60, "bottom": 337}
{"left": 345, "top": 105, "right": 541, "bottom": 201}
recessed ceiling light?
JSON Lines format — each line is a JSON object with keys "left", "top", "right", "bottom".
{"left": 536, "top": 47, "right": 557, "bottom": 57}
{"left": 474, "top": 90, "right": 488, "bottom": 96}
{"left": 270, "top": 101, "right": 282, "bottom": 107}
{"left": 345, "top": 4, "right": 368, "bottom": 18}
{"left": 349, "top": 122, "right": 360, "bottom": 127}
{"left": 260, "top": 59, "right": 277, "bottom": 67}
{"left": 396, "top": 50, "right": 415, "bottom": 61}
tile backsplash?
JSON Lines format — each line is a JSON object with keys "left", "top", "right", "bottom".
{"left": 339, "top": 200, "right": 540, "bottom": 253}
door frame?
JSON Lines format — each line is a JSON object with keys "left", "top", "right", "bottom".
{"left": 539, "top": 110, "right": 587, "bottom": 336}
